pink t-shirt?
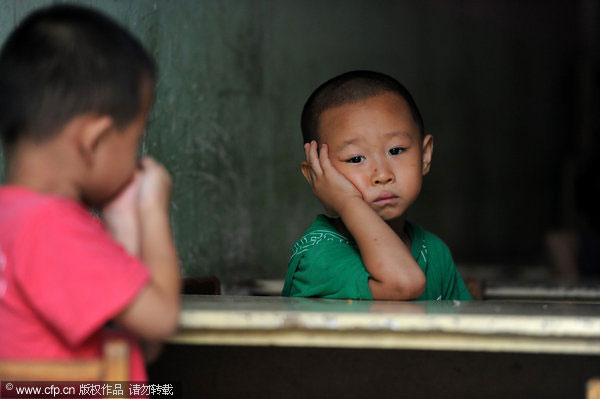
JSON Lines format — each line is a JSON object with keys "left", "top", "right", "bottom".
{"left": 0, "top": 186, "right": 150, "bottom": 381}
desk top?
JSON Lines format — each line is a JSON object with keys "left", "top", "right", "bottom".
{"left": 172, "top": 295, "right": 600, "bottom": 354}
{"left": 484, "top": 281, "right": 600, "bottom": 301}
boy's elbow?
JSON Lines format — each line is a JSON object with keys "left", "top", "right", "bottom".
{"left": 370, "top": 273, "right": 426, "bottom": 301}
{"left": 390, "top": 273, "right": 426, "bottom": 300}
{"left": 156, "top": 297, "right": 181, "bottom": 338}
{"left": 142, "top": 302, "right": 180, "bottom": 340}
{"left": 116, "top": 290, "right": 181, "bottom": 341}
{"left": 158, "top": 311, "right": 179, "bottom": 339}
{"left": 405, "top": 276, "right": 426, "bottom": 299}
{"left": 143, "top": 283, "right": 181, "bottom": 340}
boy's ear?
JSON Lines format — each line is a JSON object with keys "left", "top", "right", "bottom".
{"left": 421, "top": 134, "right": 434, "bottom": 176}
{"left": 300, "top": 161, "right": 312, "bottom": 184}
{"left": 74, "top": 115, "right": 115, "bottom": 167}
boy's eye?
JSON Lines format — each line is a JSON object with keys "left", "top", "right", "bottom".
{"left": 389, "top": 147, "right": 405, "bottom": 155}
{"left": 346, "top": 155, "right": 365, "bottom": 164}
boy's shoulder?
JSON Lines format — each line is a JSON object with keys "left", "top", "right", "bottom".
{"left": 0, "top": 186, "right": 112, "bottom": 259}
{"left": 288, "top": 217, "right": 453, "bottom": 263}
{"left": 0, "top": 186, "right": 90, "bottom": 228}
{"left": 290, "top": 214, "right": 353, "bottom": 260}
{"left": 283, "top": 214, "right": 369, "bottom": 299}
{"left": 1, "top": 186, "right": 65, "bottom": 225}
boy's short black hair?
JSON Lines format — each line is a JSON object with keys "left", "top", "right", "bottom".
{"left": 0, "top": 4, "right": 156, "bottom": 147}
{"left": 301, "top": 70, "right": 424, "bottom": 144}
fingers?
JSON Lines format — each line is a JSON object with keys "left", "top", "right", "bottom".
{"left": 303, "top": 141, "right": 340, "bottom": 187}
{"left": 119, "top": 171, "right": 142, "bottom": 199}
{"left": 140, "top": 156, "right": 172, "bottom": 186}
{"left": 137, "top": 156, "right": 172, "bottom": 211}
{"left": 303, "top": 141, "right": 341, "bottom": 192}
{"left": 306, "top": 141, "right": 323, "bottom": 176}
{"left": 318, "top": 143, "right": 334, "bottom": 173}
{"left": 140, "top": 156, "right": 158, "bottom": 171}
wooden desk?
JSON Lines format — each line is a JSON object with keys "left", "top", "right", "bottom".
{"left": 171, "top": 295, "right": 600, "bottom": 355}
{"left": 246, "top": 278, "right": 600, "bottom": 302}
{"left": 149, "top": 296, "right": 600, "bottom": 398}
{"left": 484, "top": 281, "right": 600, "bottom": 302}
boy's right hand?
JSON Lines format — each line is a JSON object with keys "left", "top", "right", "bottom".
{"left": 114, "top": 156, "right": 180, "bottom": 340}
{"left": 102, "top": 156, "right": 171, "bottom": 254}
{"left": 301, "top": 140, "right": 363, "bottom": 217}
{"left": 102, "top": 172, "right": 142, "bottom": 256}
{"left": 138, "top": 157, "right": 172, "bottom": 214}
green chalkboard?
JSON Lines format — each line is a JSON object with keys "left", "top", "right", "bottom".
{"left": 0, "top": 1, "right": 569, "bottom": 285}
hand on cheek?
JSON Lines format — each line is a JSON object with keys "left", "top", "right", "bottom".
{"left": 302, "top": 140, "right": 363, "bottom": 217}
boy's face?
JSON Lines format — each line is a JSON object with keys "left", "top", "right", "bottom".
{"left": 318, "top": 92, "right": 433, "bottom": 221}
{"left": 84, "top": 85, "right": 153, "bottom": 206}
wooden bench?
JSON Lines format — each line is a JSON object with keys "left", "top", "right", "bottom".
{"left": 0, "top": 339, "right": 129, "bottom": 381}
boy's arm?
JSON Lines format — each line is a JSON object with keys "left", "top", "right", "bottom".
{"left": 303, "top": 141, "right": 425, "bottom": 300}
{"left": 105, "top": 157, "right": 180, "bottom": 340}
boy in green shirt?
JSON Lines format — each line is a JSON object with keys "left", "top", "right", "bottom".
{"left": 282, "top": 71, "right": 472, "bottom": 301}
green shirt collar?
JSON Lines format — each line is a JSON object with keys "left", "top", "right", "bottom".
{"left": 316, "top": 215, "right": 426, "bottom": 264}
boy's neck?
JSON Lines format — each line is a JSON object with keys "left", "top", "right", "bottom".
{"left": 5, "top": 139, "right": 83, "bottom": 201}
{"left": 332, "top": 213, "right": 411, "bottom": 247}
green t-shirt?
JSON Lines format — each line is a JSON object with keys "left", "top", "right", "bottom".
{"left": 282, "top": 215, "right": 472, "bottom": 301}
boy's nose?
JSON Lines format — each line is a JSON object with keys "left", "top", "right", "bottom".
{"left": 371, "top": 165, "right": 394, "bottom": 185}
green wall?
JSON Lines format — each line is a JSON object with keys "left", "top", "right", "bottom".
{"left": 0, "top": 1, "right": 573, "bottom": 284}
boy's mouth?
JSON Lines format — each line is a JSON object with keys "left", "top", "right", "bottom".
{"left": 373, "top": 192, "right": 399, "bottom": 205}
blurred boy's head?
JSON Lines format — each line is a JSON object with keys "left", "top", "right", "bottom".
{"left": 301, "top": 71, "right": 433, "bottom": 222}
{"left": 0, "top": 5, "right": 156, "bottom": 206}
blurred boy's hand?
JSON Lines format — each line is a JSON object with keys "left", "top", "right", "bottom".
{"left": 102, "top": 172, "right": 142, "bottom": 255}
{"left": 138, "top": 157, "right": 172, "bottom": 214}
{"left": 301, "top": 140, "right": 362, "bottom": 217}
{"left": 112, "top": 156, "right": 180, "bottom": 340}
{"left": 102, "top": 156, "right": 171, "bottom": 256}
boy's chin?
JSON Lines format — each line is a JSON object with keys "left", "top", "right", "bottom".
{"left": 81, "top": 188, "right": 121, "bottom": 209}
{"left": 377, "top": 209, "right": 406, "bottom": 222}
{"left": 81, "top": 194, "right": 110, "bottom": 209}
